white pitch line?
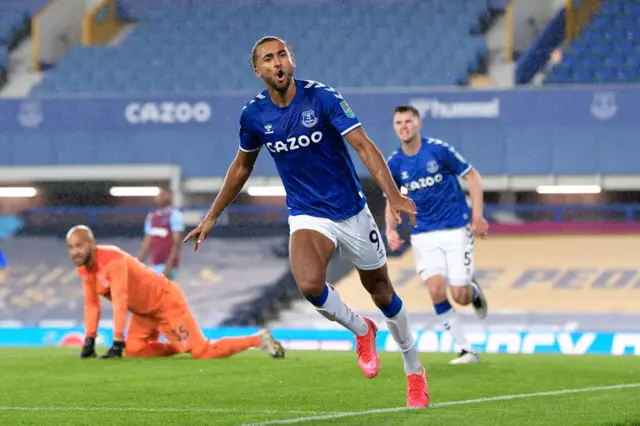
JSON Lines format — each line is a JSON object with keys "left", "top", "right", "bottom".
{"left": 0, "top": 406, "right": 333, "bottom": 416}
{"left": 242, "top": 382, "right": 640, "bottom": 426}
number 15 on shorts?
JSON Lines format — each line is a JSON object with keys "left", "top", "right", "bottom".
{"left": 169, "top": 325, "right": 190, "bottom": 342}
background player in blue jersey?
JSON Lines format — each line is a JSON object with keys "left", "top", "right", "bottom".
{"left": 385, "top": 105, "right": 489, "bottom": 365}
{"left": 184, "top": 36, "right": 429, "bottom": 407}
{"left": 0, "top": 247, "right": 10, "bottom": 277}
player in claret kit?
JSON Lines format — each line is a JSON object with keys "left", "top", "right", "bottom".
{"left": 184, "top": 36, "right": 429, "bottom": 407}
{"left": 385, "top": 105, "right": 489, "bottom": 365}
{"left": 67, "top": 225, "right": 284, "bottom": 360}
{"left": 138, "top": 187, "right": 184, "bottom": 280}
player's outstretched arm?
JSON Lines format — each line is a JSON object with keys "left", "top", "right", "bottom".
{"left": 80, "top": 280, "right": 100, "bottom": 358}
{"left": 137, "top": 234, "right": 151, "bottom": 263}
{"left": 208, "top": 149, "right": 260, "bottom": 218}
{"left": 164, "top": 210, "right": 185, "bottom": 277}
{"left": 345, "top": 128, "right": 417, "bottom": 226}
{"left": 137, "top": 214, "right": 152, "bottom": 262}
{"left": 183, "top": 149, "right": 260, "bottom": 250}
{"left": 100, "top": 258, "right": 129, "bottom": 359}
{"left": 384, "top": 200, "right": 405, "bottom": 251}
{"left": 345, "top": 127, "right": 399, "bottom": 199}
{"left": 385, "top": 199, "right": 399, "bottom": 230}
{"left": 463, "top": 168, "right": 488, "bottom": 238}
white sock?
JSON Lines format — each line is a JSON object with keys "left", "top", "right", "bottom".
{"left": 439, "top": 308, "right": 474, "bottom": 353}
{"left": 385, "top": 306, "right": 423, "bottom": 375}
{"left": 314, "top": 285, "right": 368, "bottom": 336}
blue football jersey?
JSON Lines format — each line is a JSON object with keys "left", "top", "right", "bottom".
{"left": 239, "top": 79, "right": 366, "bottom": 220}
{"left": 387, "top": 137, "right": 472, "bottom": 234}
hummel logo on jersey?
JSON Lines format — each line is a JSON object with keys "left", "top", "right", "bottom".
{"left": 264, "top": 124, "right": 274, "bottom": 134}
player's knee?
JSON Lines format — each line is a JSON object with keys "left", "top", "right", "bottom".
{"left": 290, "top": 260, "right": 325, "bottom": 298}
{"left": 188, "top": 338, "right": 212, "bottom": 359}
{"left": 124, "top": 343, "right": 146, "bottom": 358}
{"left": 298, "top": 281, "right": 325, "bottom": 300}
{"left": 450, "top": 285, "right": 471, "bottom": 305}
{"left": 289, "top": 230, "right": 334, "bottom": 299}
{"left": 429, "top": 287, "right": 448, "bottom": 304}
{"left": 296, "top": 277, "right": 326, "bottom": 299}
{"left": 190, "top": 346, "right": 207, "bottom": 359}
{"left": 426, "top": 275, "right": 447, "bottom": 303}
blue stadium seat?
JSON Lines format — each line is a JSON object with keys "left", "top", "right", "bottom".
{"left": 545, "top": 2, "right": 640, "bottom": 85}
{"left": 32, "top": 0, "right": 490, "bottom": 95}
{"left": 0, "top": 0, "right": 48, "bottom": 47}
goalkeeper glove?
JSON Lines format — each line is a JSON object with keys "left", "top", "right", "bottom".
{"left": 101, "top": 340, "right": 125, "bottom": 359}
{"left": 79, "top": 337, "right": 97, "bottom": 359}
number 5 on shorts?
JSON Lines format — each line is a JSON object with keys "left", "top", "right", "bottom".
{"left": 464, "top": 250, "right": 472, "bottom": 266}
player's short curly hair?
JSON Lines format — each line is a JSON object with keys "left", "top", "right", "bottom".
{"left": 250, "top": 36, "right": 294, "bottom": 69}
{"left": 394, "top": 105, "right": 420, "bottom": 118}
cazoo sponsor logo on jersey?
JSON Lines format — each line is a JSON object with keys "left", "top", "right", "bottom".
{"left": 125, "top": 101, "right": 212, "bottom": 124}
{"left": 266, "top": 131, "right": 323, "bottom": 153}
{"left": 404, "top": 174, "right": 443, "bottom": 192}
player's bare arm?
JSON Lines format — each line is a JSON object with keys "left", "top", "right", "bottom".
{"left": 137, "top": 234, "right": 151, "bottom": 262}
{"left": 80, "top": 279, "right": 100, "bottom": 358}
{"left": 94, "top": 259, "right": 129, "bottom": 359}
{"left": 463, "top": 168, "right": 488, "bottom": 238}
{"left": 164, "top": 231, "right": 182, "bottom": 276}
{"left": 106, "top": 259, "right": 129, "bottom": 341}
{"left": 344, "top": 127, "right": 417, "bottom": 226}
{"left": 83, "top": 280, "right": 100, "bottom": 336}
{"left": 384, "top": 201, "right": 404, "bottom": 251}
{"left": 184, "top": 149, "right": 260, "bottom": 250}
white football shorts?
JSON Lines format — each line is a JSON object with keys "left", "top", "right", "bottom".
{"left": 411, "top": 225, "right": 474, "bottom": 286}
{"left": 288, "top": 205, "right": 387, "bottom": 271}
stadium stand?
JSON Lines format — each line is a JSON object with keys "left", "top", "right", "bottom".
{"left": 545, "top": 0, "right": 640, "bottom": 84}
{"left": 0, "top": 49, "right": 6, "bottom": 86}
{"left": 0, "top": 236, "right": 289, "bottom": 326}
{"left": 272, "top": 233, "right": 640, "bottom": 334}
{"left": 31, "top": 0, "right": 489, "bottom": 95}
{"left": 0, "top": 0, "right": 48, "bottom": 85}
{"left": 0, "top": 0, "right": 47, "bottom": 49}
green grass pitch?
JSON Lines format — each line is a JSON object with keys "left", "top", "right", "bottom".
{"left": 0, "top": 348, "right": 639, "bottom": 425}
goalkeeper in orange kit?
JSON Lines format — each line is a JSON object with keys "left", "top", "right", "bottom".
{"left": 66, "top": 225, "right": 285, "bottom": 360}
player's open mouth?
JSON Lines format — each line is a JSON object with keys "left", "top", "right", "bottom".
{"left": 276, "top": 70, "right": 285, "bottom": 83}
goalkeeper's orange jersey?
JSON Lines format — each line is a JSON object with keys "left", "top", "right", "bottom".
{"left": 77, "top": 245, "right": 175, "bottom": 340}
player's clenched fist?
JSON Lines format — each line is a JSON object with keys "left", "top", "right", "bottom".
{"left": 385, "top": 228, "right": 405, "bottom": 251}
{"left": 471, "top": 215, "right": 489, "bottom": 239}
{"left": 183, "top": 216, "right": 218, "bottom": 251}
{"left": 388, "top": 193, "right": 418, "bottom": 228}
